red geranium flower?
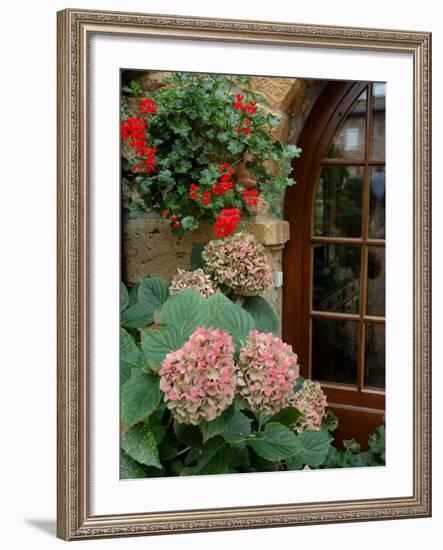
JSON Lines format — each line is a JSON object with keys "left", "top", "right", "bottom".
{"left": 201, "top": 192, "right": 211, "bottom": 205}
{"left": 213, "top": 208, "right": 241, "bottom": 237}
{"left": 243, "top": 188, "right": 260, "bottom": 206}
{"left": 139, "top": 98, "right": 157, "bottom": 114}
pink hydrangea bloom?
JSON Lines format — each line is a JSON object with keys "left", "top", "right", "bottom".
{"left": 159, "top": 327, "right": 236, "bottom": 425}
{"left": 237, "top": 330, "right": 300, "bottom": 415}
{"left": 170, "top": 268, "right": 217, "bottom": 298}
{"left": 293, "top": 380, "right": 328, "bottom": 433}
{"left": 202, "top": 232, "right": 273, "bottom": 296}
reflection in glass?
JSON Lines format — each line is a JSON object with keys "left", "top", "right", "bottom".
{"left": 364, "top": 323, "right": 385, "bottom": 389}
{"left": 313, "top": 244, "right": 361, "bottom": 313}
{"left": 314, "top": 165, "right": 363, "bottom": 238}
{"left": 367, "top": 246, "right": 385, "bottom": 316}
{"left": 371, "top": 83, "right": 386, "bottom": 160}
{"left": 328, "top": 89, "right": 367, "bottom": 160}
{"left": 369, "top": 166, "right": 386, "bottom": 239}
{"left": 312, "top": 318, "right": 359, "bottom": 384}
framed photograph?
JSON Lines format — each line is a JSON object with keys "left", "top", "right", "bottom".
{"left": 57, "top": 8, "right": 431, "bottom": 540}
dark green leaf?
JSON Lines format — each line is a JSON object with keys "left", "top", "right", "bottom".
{"left": 286, "top": 455, "right": 304, "bottom": 471}
{"left": 141, "top": 324, "right": 181, "bottom": 369}
{"left": 242, "top": 296, "right": 280, "bottom": 335}
{"left": 206, "top": 293, "right": 254, "bottom": 349}
{"left": 185, "top": 437, "right": 231, "bottom": 475}
{"left": 173, "top": 421, "right": 203, "bottom": 448}
{"left": 138, "top": 277, "right": 170, "bottom": 308}
{"left": 220, "top": 411, "right": 252, "bottom": 442}
{"left": 121, "top": 303, "right": 155, "bottom": 329}
{"left": 246, "top": 422, "right": 299, "bottom": 462}
{"left": 200, "top": 405, "right": 235, "bottom": 442}
{"left": 120, "top": 450, "right": 147, "bottom": 479}
{"left": 121, "top": 328, "right": 146, "bottom": 383}
{"left": 121, "top": 370, "right": 162, "bottom": 428}
{"left": 160, "top": 289, "right": 209, "bottom": 343}
{"left": 120, "top": 282, "right": 129, "bottom": 313}
{"left": 293, "top": 430, "right": 333, "bottom": 467}
{"left": 270, "top": 407, "right": 301, "bottom": 428}
{"left": 121, "top": 424, "right": 161, "bottom": 468}
{"left": 190, "top": 243, "right": 205, "bottom": 270}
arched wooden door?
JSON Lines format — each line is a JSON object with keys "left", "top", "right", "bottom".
{"left": 283, "top": 81, "right": 386, "bottom": 446}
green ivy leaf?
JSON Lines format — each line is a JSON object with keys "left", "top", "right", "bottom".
{"left": 160, "top": 289, "right": 210, "bottom": 344}
{"left": 121, "top": 424, "right": 161, "bottom": 469}
{"left": 246, "top": 422, "right": 299, "bottom": 462}
{"left": 181, "top": 216, "right": 199, "bottom": 230}
{"left": 121, "top": 370, "right": 162, "bottom": 429}
{"left": 200, "top": 405, "right": 235, "bottom": 442}
{"left": 121, "top": 327, "right": 146, "bottom": 383}
{"left": 185, "top": 437, "right": 231, "bottom": 475}
{"left": 206, "top": 293, "right": 254, "bottom": 350}
{"left": 242, "top": 296, "right": 280, "bottom": 335}
{"left": 141, "top": 324, "right": 181, "bottom": 369}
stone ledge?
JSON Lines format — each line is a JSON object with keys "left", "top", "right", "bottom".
{"left": 122, "top": 218, "right": 290, "bottom": 284}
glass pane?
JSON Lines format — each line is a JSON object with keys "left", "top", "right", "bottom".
{"left": 313, "top": 165, "right": 363, "bottom": 238}
{"left": 371, "top": 83, "right": 386, "bottom": 160}
{"left": 364, "top": 323, "right": 385, "bottom": 389}
{"left": 369, "top": 166, "right": 386, "bottom": 239}
{"left": 312, "top": 318, "right": 359, "bottom": 384}
{"left": 327, "top": 89, "right": 367, "bottom": 160}
{"left": 313, "top": 244, "right": 361, "bottom": 313}
{"left": 367, "top": 246, "right": 385, "bottom": 316}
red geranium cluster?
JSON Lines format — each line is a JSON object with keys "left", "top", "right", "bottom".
{"left": 212, "top": 164, "right": 235, "bottom": 195}
{"left": 188, "top": 184, "right": 212, "bottom": 206}
{"left": 233, "top": 94, "right": 256, "bottom": 135}
{"left": 214, "top": 208, "right": 241, "bottom": 237}
{"left": 162, "top": 209, "right": 181, "bottom": 230}
{"left": 242, "top": 188, "right": 260, "bottom": 206}
{"left": 121, "top": 98, "right": 157, "bottom": 174}
{"left": 139, "top": 98, "right": 157, "bottom": 114}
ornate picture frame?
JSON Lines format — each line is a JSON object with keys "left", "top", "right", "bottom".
{"left": 57, "top": 8, "right": 431, "bottom": 540}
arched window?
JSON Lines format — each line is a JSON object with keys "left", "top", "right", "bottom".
{"left": 283, "top": 81, "right": 385, "bottom": 444}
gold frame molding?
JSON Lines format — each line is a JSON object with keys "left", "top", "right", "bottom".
{"left": 57, "top": 8, "right": 432, "bottom": 540}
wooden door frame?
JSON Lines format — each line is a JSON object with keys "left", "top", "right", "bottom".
{"left": 282, "top": 80, "right": 385, "bottom": 444}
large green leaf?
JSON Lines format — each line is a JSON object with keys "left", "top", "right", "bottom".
{"left": 270, "top": 406, "right": 302, "bottom": 428}
{"left": 246, "top": 422, "right": 299, "bottom": 462}
{"left": 160, "top": 289, "right": 209, "bottom": 343}
{"left": 121, "top": 303, "right": 155, "bottom": 329}
{"left": 200, "top": 405, "right": 235, "bottom": 442}
{"left": 292, "top": 430, "right": 333, "bottom": 467}
{"left": 141, "top": 324, "right": 181, "bottom": 369}
{"left": 121, "top": 424, "right": 161, "bottom": 469}
{"left": 121, "top": 328, "right": 146, "bottom": 384}
{"left": 138, "top": 277, "right": 170, "bottom": 308}
{"left": 121, "top": 370, "right": 162, "bottom": 428}
{"left": 185, "top": 437, "right": 231, "bottom": 475}
{"left": 206, "top": 293, "right": 254, "bottom": 349}
{"left": 242, "top": 296, "right": 280, "bottom": 335}
{"left": 120, "top": 282, "right": 129, "bottom": 313}
{"left": 120, "top": 450, "right": 147, "bottom": 479}
{"left": 220, "top": 411, "right": 252, "bottom": 442}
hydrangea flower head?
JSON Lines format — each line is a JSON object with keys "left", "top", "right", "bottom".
{"left": 237, "top": 330, "right": 300, "bottom": 415}
{"left": 202, "top": 232, "right": 272, "bottom": 296}
{"left": 293, "top": 380, "right": 328, "bottom": 433}
{"left": 159, "top": 327, "right": 236, "bottom": 425}
{"left": 170, "top": 268, "right": 216, "bottom": 298}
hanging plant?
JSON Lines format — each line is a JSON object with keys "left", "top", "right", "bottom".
{"left": 121, "top": 73, "right": 301, "bottom": 235}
